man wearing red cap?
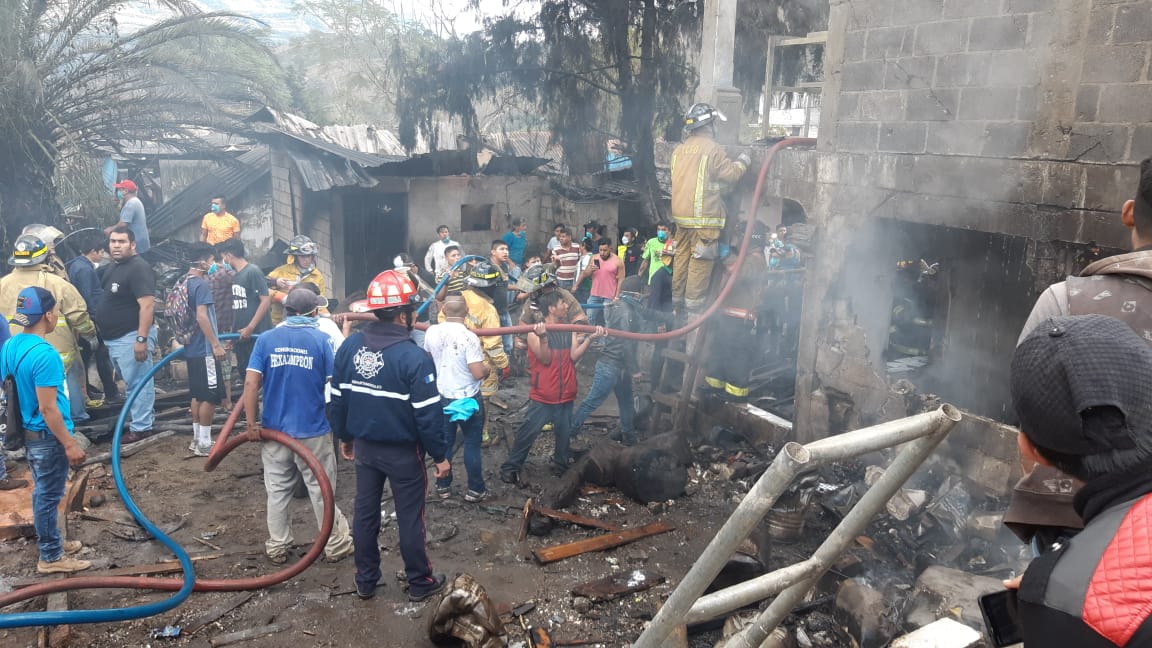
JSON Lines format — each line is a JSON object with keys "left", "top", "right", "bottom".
{"left": 106, "top": 179, "right": 150, "bottom": 254}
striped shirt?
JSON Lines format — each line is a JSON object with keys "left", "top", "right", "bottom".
{"left": 552, "top": 243, "right": 583, "bottom": 282}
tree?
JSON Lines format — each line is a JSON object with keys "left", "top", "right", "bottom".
{"left": 281, "top": 0, "right": 445, "bottom": 126}
{"left": 0, "top": 0, "right": 289, "bottom": 242}
{"left": 396, "top": 0, "right": 701, "bottom": 222}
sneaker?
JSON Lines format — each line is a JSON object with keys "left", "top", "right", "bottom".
{"left": 191, "top": 443, "right": 212, "bottom": 457}
{"left": 63, "top": 540, "right": 83, "bottom": 554}
{"left": 0, "top": 478, "right": 28, "bottom": 491}
{"left": 188, "top": 439, "right": 197, "bottom": 452}
{"left": 37, "top": 556, "right": 92, "bottom": 574}
{"left": 463, "top": 490, "right": 488, "bottom": 503}
{"left": 268, "top": 552, "right": 289, "bottom": 565}
{"left": 435, "top": 485, "right": 452, "bottom": 500}
{"left": 355, "top": 580, "right": 378, "bottom": 600}
{"left": 324, "top": 543, "right": 354, "bottom": 563}
{"left": 408, "top": 573, "right": 447, "bottom": 602}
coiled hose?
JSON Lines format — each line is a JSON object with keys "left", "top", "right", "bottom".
{"left": 0, "top": 333, "right": 335, "bottom": 626}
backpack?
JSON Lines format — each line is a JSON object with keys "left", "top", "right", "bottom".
{"left": 2, "top": 343, "right": 43, "bottom": 452}
{"left": 165, "top": 274, "right": 195, "bottom": 345}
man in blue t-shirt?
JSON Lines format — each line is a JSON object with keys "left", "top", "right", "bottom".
{"left": 243, "top": 288, "right": 353, "bottom": 565}
{"left": 502, "top": 219, "right": 528, "bottom": 268}
{"left": 184, "top": 244, "right": 226, "bottom": 456}
{"left": 0, "top": 287, "right": 91, "bottom": 573}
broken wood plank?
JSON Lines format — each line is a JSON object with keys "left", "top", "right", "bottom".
{"left": 210, "top": 623, "right": 290, "bottom": 647}
{"left": 63, "top": 467, "right": 90, "bottom": 513}
{"left": 570, "top": 570, "right": 666, "bottom": 602}
{"left": 489, "top": 397, "right": 510, "bottom": 410}
{"left": 11, "top": 553, "right": 224, "bottom": 588}
{"left": 518, "top": 498, "right": 533, "bottom": 542}
{"left": 79, "top": 430, "right": 176, "bottom": 467}
{"left": 183, "top": 592, "right": 254, "bottom": 636}
{"left": 531, "top": 505, "right": 622, "bottom": 532}
{"left": 532, "top": 522, "right": 674, "bottom": 565}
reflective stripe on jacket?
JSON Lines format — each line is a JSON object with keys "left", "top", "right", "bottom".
{"left": 670, "top": 135, "right": 747, "bottom": 229}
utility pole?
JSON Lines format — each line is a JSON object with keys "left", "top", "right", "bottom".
{"left": 696, "top": 0, "right": 742, "bottom": 144}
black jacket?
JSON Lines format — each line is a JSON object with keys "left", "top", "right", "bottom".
{"left": 329, "top": 322, "right": 447, "bottom": 462}
{"left": 1018, "top": 461, "right": 1152, "bottom": 647}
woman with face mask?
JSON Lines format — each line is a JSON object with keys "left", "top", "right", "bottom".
{"left": 618, "top": 228, "right": 643, "bottom": 277}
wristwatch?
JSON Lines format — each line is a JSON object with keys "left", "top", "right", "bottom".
{"left": 135, "top": 335, "right": 147, "bottom": 343}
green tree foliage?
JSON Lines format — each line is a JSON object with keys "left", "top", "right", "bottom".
{"left": 282, "top": 0, "right": 443, "bottom": 126}
{"left": 0, "top": 0, "right": 289, "bottom": 242}
{"left": 396, "top": 0, "right": 702, "bottom": 221}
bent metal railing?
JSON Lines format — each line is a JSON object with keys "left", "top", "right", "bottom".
{"left": 633, "top": 404, "right": 963, "bottom": 648}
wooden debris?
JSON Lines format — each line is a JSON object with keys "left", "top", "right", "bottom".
{"left": 489, "top": 397, "right": 510, "bottom": 410}
{"left": 571, "top": 569, "right": 666, "bottom": 602}
{"left": 12, "top": 553, "right": 224, "bottom": 588}
{"left": 532, "top": 522, "right": 674, "bottom": 565}
{"left": 194, "top": 536, "right": 222, "bottom": 551}
{"left": 183, "top": 592, "right": 254, "bottom": 636}
{"left": 210, "top": 623, "right": 290, "bottom": 647}
{"left": 79, "top": 430, "right": 176, "bottom": 467}
{"left": 529, "top": 627, "right": 552, "bottom": 647}
{"left": 530, "top": 504, "right": 622, "bottom": 532}
{"left": 518, "top": 498, "right": 534, "bottom": 542}
{"left": 64, "top": 466, "right": 91, "bottom": 513}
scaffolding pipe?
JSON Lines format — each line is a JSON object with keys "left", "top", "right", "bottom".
{"left": 632, "top": 404, "right": 962, "bottom": 648}
{"left": 684, "top": 561, "right": 822, "bottom": 624}
{"left": 723, "top": 419, "right": 957, "bottom": 648}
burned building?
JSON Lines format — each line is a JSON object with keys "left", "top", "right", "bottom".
{"left": 733, "top": 0, "right": 1142, "bottom": 458}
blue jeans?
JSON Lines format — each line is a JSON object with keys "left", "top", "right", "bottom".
{"left": 571, "top": 360, "right": 635, "bottom": 440}
{"left": 435, "top": 397, "right": 486, "bottom": 494}
{"left": 587, "top": 295, "right": 610, "bottom": 326}
{"left": 67, "top": 358, "right": 88, "bottom": 423}
{"left": 26, "top": 437, "right": 69, "bottom": 562}
{"left": 105, "top": 328, "right": 156, "bottom": 432}
{"left": 499, "top": 312, "right": 513, "bottom": 355}
{"left": 501, "top": 400, "right": 574, "bottom": 475}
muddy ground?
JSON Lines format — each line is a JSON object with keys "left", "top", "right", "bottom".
{"left": 0, "top": 350, "right": 1006, "bottom": 648}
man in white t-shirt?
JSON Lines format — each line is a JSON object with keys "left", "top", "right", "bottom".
{"left": 423, "top": 297, "right": 490, "bottom": 502}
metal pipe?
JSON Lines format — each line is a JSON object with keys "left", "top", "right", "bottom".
{"left": 684, "top": 561, "right": 822, "bottom": 625}
{"left": 723, "top": 423, "right": 956, "bottom": 648}
{"left": 804, "top": 403, "right": 962, "bottom": 463}
{"left": 633, "top": 442, "right": 811, "bottom": 647}
{"left": 633, "top": 404, "right": 962, "bottom": 647}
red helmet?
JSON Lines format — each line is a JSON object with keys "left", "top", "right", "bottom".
{"left": 351, "top": 269, "right": 422, "bottom": 313}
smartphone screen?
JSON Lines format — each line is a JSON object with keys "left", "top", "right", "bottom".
{"left": 979, "top": 589, "right": 1022, "bottom": 647}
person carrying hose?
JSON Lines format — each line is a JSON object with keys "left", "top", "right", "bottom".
{"left": 670, "top": 103, "right": 750, "bottom": 314}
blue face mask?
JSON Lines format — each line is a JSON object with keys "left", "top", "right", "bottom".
{"left": 657, "top": 230, "right": 668, "bottom": 242}
{"left": 210, "top": 204, "right": 221, "bottom": 213}
{"left": 207, "top": 262, "right": 231, "bottom": 275}
{"left": 116, "top": 190, "right": 124, "bottom": 200}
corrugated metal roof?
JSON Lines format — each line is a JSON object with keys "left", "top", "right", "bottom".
{"left": 149, "top": 147, "right": 270, "bottom": 239}
{"left": 483, "top": 132, "right": 565, "bottom": 174}
{"left": 320, "top": 124, "right": 408, "bottom": 157}
{"left": 285, "top": 147, "right": 380, "bottom": 192}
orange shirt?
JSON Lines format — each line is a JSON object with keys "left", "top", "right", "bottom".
{"left": 201, "top": 212, "right": 240, "bottom": 245}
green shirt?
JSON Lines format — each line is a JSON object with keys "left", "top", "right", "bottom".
{"left": 642, "top": 237, "right": 669, "bottom": 283}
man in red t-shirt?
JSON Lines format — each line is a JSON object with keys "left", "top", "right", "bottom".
{"left": 500, "top": 291, "right": 601, "bottom": 484}
{"left": 578, "top": 239, "right": 624, "bottom": 326}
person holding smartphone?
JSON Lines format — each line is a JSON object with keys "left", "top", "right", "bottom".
{"left": 1007, "top": 314, "right": 1152, "bottom": 647}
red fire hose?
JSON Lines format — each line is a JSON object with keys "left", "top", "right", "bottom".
{"left": 0, "top": 400, "right": 335, "bottom": 605}
{"left": 345, "top": 137, "right": 817, "bottom": 339}
{"left": 0, "top": 136, "right": 815, "bottom": 617}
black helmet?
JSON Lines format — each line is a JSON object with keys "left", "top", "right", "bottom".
{"left": 684, "top": 102, "right": 727, "bottom": 131}
{"left": 467, "top": 261, "right": 502, "bottom": 288}
{"left": 8, "top": 235, "right": 49, "bottom": 267}
{"left": 283, "top": 235, "right": 317, "bottom": 256}
{"left": 525, "top": 264, "right": 555, "bottom": 290}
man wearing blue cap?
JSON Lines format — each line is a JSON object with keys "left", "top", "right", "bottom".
{"left": 0, "top": 287, "right": 91, "bottom": 573}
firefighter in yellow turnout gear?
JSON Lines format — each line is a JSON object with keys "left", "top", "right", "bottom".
{"left": 267, "top": 235, "right": 326, "bottom": 325}
{"left": 670, "top": 103, "right": 750, "bottom": 313}
{"left": 704, "top": 222, "right": 771, "bottom": 401}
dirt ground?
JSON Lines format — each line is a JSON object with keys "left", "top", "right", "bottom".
{"left": 0, "top": 355, "right": 801, "bottom": 648}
